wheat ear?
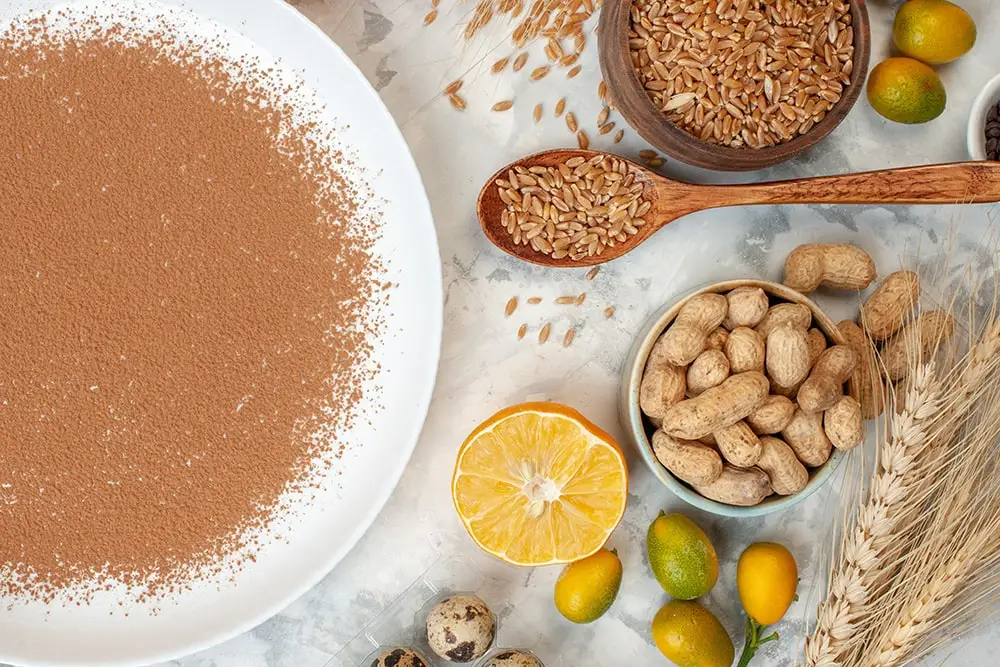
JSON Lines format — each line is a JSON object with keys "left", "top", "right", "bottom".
{"left": 804, "top": 362, "right": 942, "bottom": 667}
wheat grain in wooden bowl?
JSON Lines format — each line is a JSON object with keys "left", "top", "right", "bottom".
{"left": 620, "top": 279, "right": 849, "bottom": 517}
{"left": 597, "top": 0, "right": 871, "bottom": 171}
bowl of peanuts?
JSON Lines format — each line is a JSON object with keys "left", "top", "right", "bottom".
{"left": 597, "top": 0, "right": 871, "bottom": 171}
{"left": 621, "top": 277, "right": 860, "bottom": 516}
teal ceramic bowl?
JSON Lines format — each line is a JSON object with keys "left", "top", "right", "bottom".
{"left": 619, "top": 279, "right": 848, "bottom": 517}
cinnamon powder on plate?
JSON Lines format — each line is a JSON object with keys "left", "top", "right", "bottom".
{"left": 0, "top": 10, "right": 385, "bottom": 602}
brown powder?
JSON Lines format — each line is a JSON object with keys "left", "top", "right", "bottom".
{"left": 0, "top": 11, "right": 385, "bottom": 603}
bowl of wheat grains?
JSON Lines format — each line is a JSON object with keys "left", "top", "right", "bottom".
{"left": 598, "top": 0, "right": 870, "bottom": 171}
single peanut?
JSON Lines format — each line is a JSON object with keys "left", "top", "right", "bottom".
{"left": 860, "top": 270, "right": 920, "bottom": 341}
{"left": 766, "top": 326, "right": 812, "bottom": 389}
{"left": 783, "top": 243, "right": 876, "bottom": 294}
{"left": 755, "top": 302, "right": 812, "bottom": 339}
{"left": 882, "top": 310, "right": 955, "bottom": 382}
{"left": 639, "top": 362, "right": 687, "bottom": 421}
{"left": 661, "top": 371, "right": 770, "bottom": 440}
{"left": 746, "top": 395, "right": 796, "bottom": 435}
{"left": 824, "top": 395, "right": 864, "bottom": 450}
{"left": 724, "top": 287, "right": 769, "bottom": 329}
{"left": 714, "top": 421, "right": 762, "bottom": 467}
{"left": 806, "top": 328, "right": 827, "bottom": 367}
{"left": 705, "top": 327, "right": 729, "bottom": 351}
{"left": 838, "top": 320, "right": 884, "bottom": 419}
{"left": 756, "top": 436, "right": 808, "bottom": 495}
{"left": 651, "top": 431, "right": 723, "bottom": 486}
{"left": 653, "top": 293, "right": 728, "bottom": 366}
{"left": 687, "top": 349, "right": 730, "bottom": 396}
{"left": 797, "top": 345, "right": 857, "bottom": 413}
{"left": 692, "top": 465, "right": 772, "bottom": 506}
{"left": 782, "top": 408, "right": 833, "bottom": 467}
{"left": 724, "top": 327, "right": 765, "bottom": 374}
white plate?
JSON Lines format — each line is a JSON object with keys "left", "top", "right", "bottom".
{"left": 0, "top": 1, "right": 442, "bottom": 665}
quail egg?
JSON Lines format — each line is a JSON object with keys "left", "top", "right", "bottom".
{"left": 370, "top": 647, "right": 429, "bottom": 667}
{"left": 483, "top": 649, "right": 544, "bottom": 667}
{"left": 425, "top": 594, "right": 496, "bottom": 662}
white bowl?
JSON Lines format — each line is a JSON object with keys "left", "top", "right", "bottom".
{"left": 967, "top": 72, "right": 1000, "bottom": 160}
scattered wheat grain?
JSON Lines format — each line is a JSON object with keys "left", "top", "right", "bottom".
{"left": 566, "top": 112, "right": 578, "bottom": 132}
{"left": 566, "top": 65, "right": 582, "bottom": 78}
{"left": 516, "top": 323, "right": 527, "bottom": 340}
{"left": 527, "top": 297, "right": 542, "bottom": 304}
{"left": 530, "top": 65, "right": 551, "bottom": 80}
{"left": 576, "top": 130, "right": 590, "bottom": 149}
{"left": 555, "top": 296, "right": 577, "bottom": 305}
{"left": 424, "top": 10, "right": 438, "bottom": 25}
{"left": 586, "top": 267, "right": 600, "bottom": 280}
{"left": 555, "top": 98, "right": 566, "bottom": 116}
{"left": 604, "top": 307, "right": 615, "bottom": 318}
{"left": 599, "top": 122, "right": 615, "bottom": 135}
{"left": 533, "top": 104, "right": 543, "bottom": 122}
{"left": 576, "top": 292, "right": 586, "bottom": 305}
{"left": 538, "top": 322, "right": 551, "bottom": 344}
{"left": 443, "top": 79, "right": 463, "bottom": 95}
{"left": 449, "top": 94, "right": 467, "bottom": 110}
{"left": 492, "top": 100, "right": 514, "bottom": 111}
{"left": 504, "top": 297, "right": 518, "bottom": 316}
{"left": 491, "top": 56, "right": 511, "bottom": 73}
{"left": 513, "top": 52, "right": 529, "bottom": 72}
{"left": 614, "top": 129, "right": 624, "bottom": 143}
{"left": 563, "top": 328, "right": 576, "bottom": 347}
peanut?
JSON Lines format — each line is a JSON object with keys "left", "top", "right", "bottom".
{"left": 724, "top": 327, "right": 765, "bottom": 374}
{"left": 639, "top": 362, "right": 687, "bottom": 421}
{"left": 714, "top": 421, "right": 762, "bottom": 467}
{"left": 766, "top": 326, "right": 812, "bottom": 389}
{"left": 706, "top": 327, "right": 729, "bottom": 351}
{"left": 746, "top": 395, "right": 796, "bottom": 435}
{"left": 654, "top": 293, "right": 728, "bottom": 366}
{"left": 860, "top": 270, "right": 919, "bottom": 341}
{"left": 724, "top": 287, "right": 769, "bottom": 329}
{"left": 756, "top": 436, "right": 809, "bottom": 495}
{"left": 838, "top": 320, "right": 884, "bottom": 419}
{"left": 651, "top": 431, "right": 723, "bottom": 486}
{"left": 824, "top": 396, "right": 864, "bottom": 450}
{"left": 692, "top": 465, "right": 772, "bottom": 506}
{"left": 755, "top": 303, "right": 812, "bottom": 339}
{"left": 807, "top": 328, "right": 827, "bottom": 367}
{"left": 782, "top": 408, "right": 833, "bottom": 467}
{"left": 882, "top": 310, "right": 955, "bottom": 382}
{"left": 797, "top": 345, "right": 857, "bottom": 413}
{"left": 783, "top": 243, "right": 876, "bottom": 294}
{"left": 661, "top": 371, "right": 770, "bottom": 440}
{"left": 687, "top": 349, "right": 730, "bottom": 396}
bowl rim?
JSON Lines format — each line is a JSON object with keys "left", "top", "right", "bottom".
{"left": 619, "top": 279, "right": 847, "bottom": 518}
{"left": 597, "top": 0, "right": 872, "bottom": 171}
{"left": 966, "top": 72, "right": 1000, "bottom": 161}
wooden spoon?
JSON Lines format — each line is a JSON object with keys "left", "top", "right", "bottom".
{"left": 478, "top": 149, "right": 1000, "bottom": 268}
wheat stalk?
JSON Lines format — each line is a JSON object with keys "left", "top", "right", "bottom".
{"left": 807, "top": 252, "right": 1000, "bottom": 667}
{"left": 804, "top": 361, "right": 943, "bottom": 667}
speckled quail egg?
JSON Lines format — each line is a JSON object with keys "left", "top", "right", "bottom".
{"left": 425, "top": 594, "right": 496, "bottom": 662}
{"left": 370, "top": 647, "right": 429, "bottom": 667}
{"left": 483, "top": 649, "right": 544, "bottom": 667}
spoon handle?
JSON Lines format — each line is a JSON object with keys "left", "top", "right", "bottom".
{"left": 701, "top": 162, "right": 1000, "bottom": 207}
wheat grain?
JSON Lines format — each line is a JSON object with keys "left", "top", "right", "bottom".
{"left": 555, "top": 296, "right": 577, "bottom": 305}
{"left": 563, "top": 328, "right": 576, "bottom": 347}
{"left": 443, "top": 79, "right": 463, "bottom": 95}
{"left": 555, "top": 98, "right": 566, "bottom": 117}
{"left": 566, "top": 65, "right": 582, "bottom": 78}
{"left": 491, "top": 56, "right": 510, "bottom": 73}
{"left": 533, "top": 104, "right": 543, "bottom": 122}
{"left": 530, "top": 66, "right": 551, "bottom": 81}
{"left": 575, "top": 292, "right": 586, "bottom": 305}
{"left": 566, "top": 112, "right": 578, "bottom": 132}
{"left": 494, "top": 155, "right": 651, "bottom": 261}
{"left": 599, "top": 122, "right": 616, "bottom": 135}
{"left": 628, "top": 0, "right": 854, "bottom": 148}
{"left": 614, "top": 129, "right": 625, "bottom": 143}
{"left": 604, "top": 306, "right": 615, "bottom": 318}
{"left": 504, "top": 297, "right": 518, "bottom": 316}
{"left": 517, "top": 323, "right": 528, "bottom": 340}
{"left": 586, "top": 267, "right": 600, "bottom": 280}
{"left": 492, "top": 100, "right": 514, "bottom": 111}
{"left": 527, "top": 296, "right": 542, "bottom": 304}
{"left": 576, "top": 130, "right": 590, "bottom": 149}
{"left": 538, "top": 322, "right": 551, "bottom": 344}
{"left": 448, "top": 94, "right": 467, "bottom": 110}
{"left": 424, "top": 9, "right": 438, "bottom": 25}
{"left": 513, "top": 52, "right": 529, "bottom": 72}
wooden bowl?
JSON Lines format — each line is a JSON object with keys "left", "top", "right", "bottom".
{"left": 619, "top": 280, "right": 848, "bottom": 517}
{"left": 598, "top": 0, "right": 872, "bottom": 171}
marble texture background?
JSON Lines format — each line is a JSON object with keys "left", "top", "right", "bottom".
{"left": 111, "top": 0, "right": 1000, "bottom": 665}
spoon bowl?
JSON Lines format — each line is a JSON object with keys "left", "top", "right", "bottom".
{"left": 478, "top": 148, "right": 1000, "bottom": 268}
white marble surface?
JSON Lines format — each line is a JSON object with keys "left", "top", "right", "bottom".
{"left": 129, "top": 0, "right": 1000, "bottom": 665}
